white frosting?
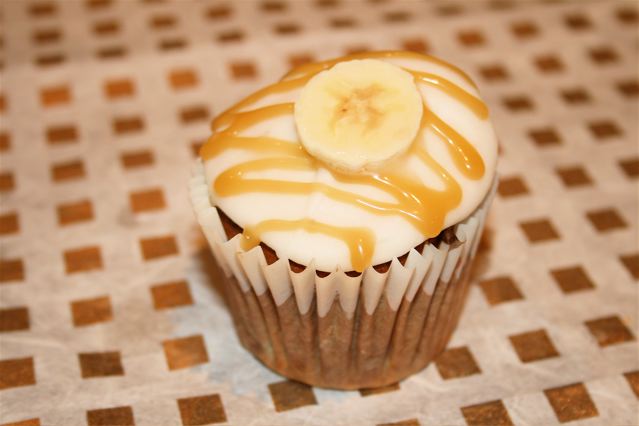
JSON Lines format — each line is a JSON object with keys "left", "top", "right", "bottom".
{"left": 203, "top": 56, "right": 498, "bottom": 271}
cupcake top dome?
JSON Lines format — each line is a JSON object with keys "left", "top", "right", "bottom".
{"left": 201, "top": 51, "right": 498, "bottom": 272}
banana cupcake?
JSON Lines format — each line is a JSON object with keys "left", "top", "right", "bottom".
{"left": 190, "top": 51, "right": 498, "bottom": 389}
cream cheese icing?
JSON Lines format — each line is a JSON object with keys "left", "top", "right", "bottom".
{"left": 201, "top": 51, "right": 498, "bottom": 272}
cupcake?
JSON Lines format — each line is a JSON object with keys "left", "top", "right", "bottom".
{"left": 190, "top": 51, "right": 497, "bottom": 389}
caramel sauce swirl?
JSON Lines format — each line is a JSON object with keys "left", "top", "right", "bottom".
{"left": 408, "top": 71, "right": 488, "bottom": 119}
{"left": 424, "top": 109, "right": 485, "bottom": 180}
{"left": 201, "top": 51, "right": 489, "bottom": 272}
{"left": 242, "top": 219, "right": 376, "bottom": 273}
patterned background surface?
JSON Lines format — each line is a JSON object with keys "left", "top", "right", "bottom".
{"left": 0, "top": 0, "right": 638, "bottom": 425}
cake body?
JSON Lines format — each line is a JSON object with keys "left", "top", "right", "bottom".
{"left": 191, "top": 51, "right": 498, "bottom": 389}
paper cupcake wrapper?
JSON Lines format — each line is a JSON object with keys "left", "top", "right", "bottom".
{"left": 190, "top": 160, "right": 496, "bottom": 389}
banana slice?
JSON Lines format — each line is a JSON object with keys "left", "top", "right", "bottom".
{"left": 294, "top": 59, "right": 423, "bottom": 172}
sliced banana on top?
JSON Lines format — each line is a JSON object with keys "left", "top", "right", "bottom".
{"left": 294, "top": 59, "right": 424, "bottom": 173}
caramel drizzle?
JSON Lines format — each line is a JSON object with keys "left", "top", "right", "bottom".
{"left": 201, "top": 51, "right": 488, "bottom": 272}
{"left": 410, "top": 71, "right": 488, "bottom": 119}
{"left": 243, "top": 219, "right": 376, "bottom": 271}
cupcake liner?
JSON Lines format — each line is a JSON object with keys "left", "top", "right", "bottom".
{"left": 190, "top": 160, "right": 496, "bottom": 389}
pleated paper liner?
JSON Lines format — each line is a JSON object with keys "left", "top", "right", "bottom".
{"left": 190, "top": 161, "right": 496, "bottom": 389}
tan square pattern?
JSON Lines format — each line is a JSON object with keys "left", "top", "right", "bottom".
{"left": 35, "top": 53, "right": 65, "bottom": 67}
{"left": 121, "top": 150, "right": 154, "bottom": 169}
{"left": 497, "top": 176, "right": 529, "bottom": 197}
{"left": 0, "top": 258, "right": 25, "bottom": 283}
{"left": 0, "top": 357, "right": 36, "bottom": 390}
{"left": 268, "top": 380, "right": 318, "bottom": 412}
{"left": 0, "top": 172, "right": 16, "bottom": 191}
{"left": 619, "top": 157, "right": 639, "bottom": 178}
{"left": 33, "top": 28, "right": 62, "bottom": 45}
{"left": 564, "top": 13, "right": 592, "bottom": 30}
{"left": 289, "top": 53, "right": 314, "bottom": 68}
{"left": 0, "top": 212, "right": 19, "bottom": 235}
{"left": 479, "top": 64, "right": 509, "bottom": 82}
{"left": 105, "top": 79, "right": 135, "bottom": 99}
{"left": 46, "top": 125, "right": 78, "bottom": 145}
{"left": 64, "top": 246, "right": 103, "bottom": 273}
{"left": 130, "top": 189, "right": 166, "bottom": 213}
{"left": 434, "top": 346, "right": 481, "bottom": 379}
{"left": 560, "top": 87, "right": 590, "bottom": 105}
{"left": 217, "top": 30, "right": 244, "bottom": 43}
{"left": 51, "top": 160, "right": 85, "bottom": 182}
{"left": 544, "top": 383, "right": 598, "bottom": 423}
{"left": 180, "top": 106, "right": 209, "bottom": 124}
{"left": 617, "top": 80, "right": 639, "bottom": 98}
{"left": 624, "top": 370, "right": 639, "bottom": 399}
{"left": 479, "top": 276, "right": 523, "bottom": 305}
{"left": 71, "top": 296, "right": 113, "bottom": 326}
{"left": 93, "top": 20, "right": 119, "bottom": 36}
{"left": 402, "top": 38, "right": 429, "bottom": 54}
{"left": 0, "top": 307, "right": 30, "bottom": 332}
{"left": 262, "top": 1, "right": 287, "bottom": 13}
{"left": 519, "top": 219, "right": 560, "bottom": 243}
{"left": 502, "top": 95, "right": 533, "bottom": 111}
{"left": 140, "top": 235, "right": 178, "bottom": 260}
{"left": 206, "top": 5, "right": 232, "bottom": 20}
{"left": 589, "top": 120, "right": 622, "bottom": 140}
{"left": 163, "top": 335, "right": 209, "bottom": 370}
{"left": 619, "top": 253, "right": 639, "bottom": 279}
{"left": 169, "top": 69, "right": 199, "bottom": 90}
{"left": 556, "top": 165, "right": 593, "bottom": 187}
{"left": 511, "top": 20, "right": 538, "bottom": 39}
{"left": 150, "top": 14, "right": 176, "bottom": 29}
{"left": 113, "top": 116, "right": 145, "bottom": 135}
{"left": 191, "top": 140, "right": 204, "bottom": 157}
{"left": 458, "top": 30, "right": 485, "bottom": 47}
{"left": 589, "top": 46, "right": 618, "bottom": 64}
{"left": 584, "top": 316, "right": 635, "bottom": 347}
{"left": 177, "top": 394, "right": 227, "bottom": 425}
{"left": 57, "top": 200, "right": 94, "bottom": 225}
{"left": 78, "top": 351, "right": 124, "bottom": 378}
{"left": 151, "top": 280, "right": 193, "bottom": 310}
{"left": 550, "top": 266, "right": 595, "bottom": 293}
{"left": 41, "top": 85, "right": 71, "bottom": 107}
{"left": 230, "top": 62, "right": 257, "bottom": 79}
{"left": 29, "top": 2, "right": 56, "bottom": 17}
{"left": 535, "top": 54, "right": 563, "bottom": 73}
{"left": 528, "top": 127, "right": 560, "bottom": 146}
{"left": 509, "top": 329, "right": 559, "bottom": 362}
{"left": 461, "top": 400, "right": 513, "bottom": 426}
{"left": 86, "top": 406, "right": 134, "bottom": 426}
{"left": 586, "top": 208, "right": 627, "bottom": 232}
{"left": 97, "top": 46, "right": 127, "bottom": 60}
{"left": 0, "top": 132, "right": 10, "bottom": 151}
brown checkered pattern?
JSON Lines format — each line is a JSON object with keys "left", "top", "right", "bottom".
{"left": 0, "top": 0, "right": 637, "bottom": 425}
